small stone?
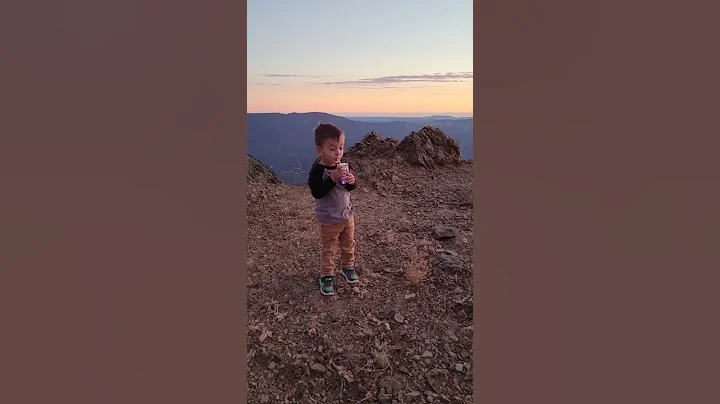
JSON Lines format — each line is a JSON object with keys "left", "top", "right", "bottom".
{"left": 422, "top": 350, "right": 433, "bottom": 358}
{"left": 454, "top": 363, "right": 464, "bottom": 373}
{"left": 259, "top": 394, "right": 270, "bottom": 404}
{"left": 310, "top": 363, "right": 327, "bottom": 374}
{"left": 433, "top": 225, "right": 456, "bottom": 240}
{"left": 268, "top": 361, "right": 277, "bottom": 370}
{"left": 393, "top": 313, "right": 405, "bottom": 323}
{"left": 404, "top": 293, "right": 416, "bottom": 300}
{"left": 434, "top": 255, "right": 463, "bottom": 275}
{"left": 457, "top": 302, "right": 473, "bottom": 319}
{"left": 445, "top": 330, "right": 459, "bottom": 342}
{"left": 317, "top": 345, "right": 324, "bottom": 352}
{"left": 378, "top": 393, "right": 393, "bottom": 402}
{"left": 407, "top": 391, "right": 422, "bottom": 397}
{"left": 258, "top": 330, "right": 272, "bottom": 342}
{"left": 425, "top": 368, "right": 450, "bottom": 393}
{"left": 456, "top": 309, "right": 467, "bottom": 319}
{"left": 379, "top": 376, "right": 403, "bottom": 394}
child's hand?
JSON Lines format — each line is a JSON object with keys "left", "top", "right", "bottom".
{"left": 329, "top": 169, "right": 344, "bottom": 182}
{"left": 346, "top": 173, "right": 356, "bottom": 185}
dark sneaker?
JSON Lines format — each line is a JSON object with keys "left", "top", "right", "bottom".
{"left": 339, "top": 266, "right": 359, "bottom": 284}
{"left": 319, "top": 276, "right": 335, "bottom": 296}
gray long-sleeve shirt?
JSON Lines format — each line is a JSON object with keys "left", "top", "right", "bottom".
{"left": 307, "top": 162, "right": 357, "bottom": 224}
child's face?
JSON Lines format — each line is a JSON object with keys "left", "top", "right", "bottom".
{"left": 316, "top": 134, "right": 345, "bottom": 165}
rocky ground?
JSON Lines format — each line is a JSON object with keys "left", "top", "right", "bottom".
{"left": 247, "top": 128, "right": 473, "bottom": 403}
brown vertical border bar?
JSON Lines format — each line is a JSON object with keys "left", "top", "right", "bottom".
{"left": 0, "top": 1, "right": 247, "bottom": 403}
{"left": 474, "top": 0, "right": 720, "bottom": 403}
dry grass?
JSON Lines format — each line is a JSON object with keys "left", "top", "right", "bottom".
{"left": 403, "top": 246, "right": 429, "bottom": 285}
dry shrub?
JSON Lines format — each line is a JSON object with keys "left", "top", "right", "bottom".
{"left": 404, "top": 246, "right": 429, "bottom": 285}
{"left": 373, "top": 349, "right": 390, "bottom": 368}
{"left": 384, "top": 230, "right": 397, "bottom": 244}
{"left": 372, "top": 340, "right": 390, "bottom": 368}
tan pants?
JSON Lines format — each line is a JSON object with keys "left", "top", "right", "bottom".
{"left": 319, "top": 216, "right": 356, "bottom": 277}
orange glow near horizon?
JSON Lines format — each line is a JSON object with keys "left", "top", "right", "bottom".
{"left": 247, "top": 81, "right": 473, "bottom": 115}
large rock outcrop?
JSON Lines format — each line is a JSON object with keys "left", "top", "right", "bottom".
{"left": 348, "top": 131, "right": 401, "bottom": 160}
{"left": 248, "top": 154, "right": 280, "bottom": 184}
{"left": 343, "top": 127, "right": 462, "bottom": 178}
{"left": 396, "top": 126, "right": 462, "bottom": 167}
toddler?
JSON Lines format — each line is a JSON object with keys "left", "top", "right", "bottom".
{"left": 307, "top": 123, "right": 359, "bottom": 296}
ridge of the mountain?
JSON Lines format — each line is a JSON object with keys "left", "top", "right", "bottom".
{"left": 248, "top": 153, "right": 281, "bottom": 184}
{"left": 346, "top": 126, "right": 462, "bottom": 169}
{"left": 295, "top": 127, "right": 466, "bottom": 186}
{"left": 299, "top": 127, "right": 467, "bottom": 196}
{"left": 247, "top": 112, "right": 473, "bottom": 185}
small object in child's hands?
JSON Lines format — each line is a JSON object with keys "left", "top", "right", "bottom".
{"left": 337, "top": 162, "right": 349, "bottom": 184}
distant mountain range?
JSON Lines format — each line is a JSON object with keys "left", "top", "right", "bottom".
{"left": 247, "top": 112, "right": 473, "bottom": 184}
{"left": 341, "top": 115, "right": 472, "bottom": 123}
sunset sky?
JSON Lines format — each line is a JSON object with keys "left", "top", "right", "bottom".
{"left": 247, "top": 0, "right": 473, "bottom": 116}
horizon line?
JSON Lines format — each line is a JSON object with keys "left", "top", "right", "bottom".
{"left": 247, "top": 111, "right": 473, "bottom": 116}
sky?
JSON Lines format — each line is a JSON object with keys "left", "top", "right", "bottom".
{"left": 247, "top": 0, "right": 473, "bottom": 116}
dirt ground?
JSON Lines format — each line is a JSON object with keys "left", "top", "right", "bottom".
{"left": 247, "top": 132, "right": 473, "bottom": 404}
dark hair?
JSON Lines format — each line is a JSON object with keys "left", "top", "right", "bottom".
{"left": 314, "top": 122, "right": 344, "bottom": 147}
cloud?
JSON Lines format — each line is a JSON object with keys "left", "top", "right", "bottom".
{"left": 343, "top": 86, "right": 402, "bottom": 89}
{"left": 319, "top": 72, "right": 473, "bottom": 87}
{"left": 260, "top": 73, "right": 325, "bottom": 78}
